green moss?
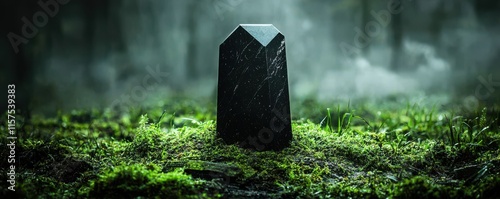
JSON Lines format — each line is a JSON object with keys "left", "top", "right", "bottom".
{"left": 16, "top": 175, "right": 76, "bottom": 198}
{"left": 83, "top": 164, "right": 202, "bottom": 198}
{"left": 390, "top": 176, "right": 464, "bottom": 199}
{"left": 2, "top": 98, "right": 499, "bottom": 198}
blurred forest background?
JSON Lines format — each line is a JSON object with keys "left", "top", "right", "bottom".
{"left": 1, "top": 0, "right": 500, "bottom": 115}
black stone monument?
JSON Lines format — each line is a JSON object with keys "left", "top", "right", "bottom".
{"left": 217, "top": 24, "right": 292, "bottom": 151}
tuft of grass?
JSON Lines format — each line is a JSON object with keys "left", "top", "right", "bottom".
{"left": 321, "top": 102, "right": 355, "bottom": 135}
{"left": 445, "top": 108, "right": 492, "bottom": 149}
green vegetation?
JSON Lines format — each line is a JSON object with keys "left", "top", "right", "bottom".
{"left": 1, "top": 97, "right": 499, "bottom": 198}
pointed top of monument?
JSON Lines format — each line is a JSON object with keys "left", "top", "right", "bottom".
{"left": 239, "top": 24, "right": 280, "bottom": 46}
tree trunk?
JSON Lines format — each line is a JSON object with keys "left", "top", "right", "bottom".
{"left": 390, "top": 6, "right": 403, "bottom": 71}
{"left": 186, "top": 1, "right": 199, "bottom": 80}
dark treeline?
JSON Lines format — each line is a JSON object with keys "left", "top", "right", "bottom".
{"left": 1, "top": 0, "right": 500, "bottom": 114}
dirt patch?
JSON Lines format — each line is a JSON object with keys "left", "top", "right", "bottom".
{"left": 46, "top": 158, "right": 92, "bottom": 183}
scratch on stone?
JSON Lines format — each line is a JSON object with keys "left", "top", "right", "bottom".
{"left": 270, "top": 40, "right": 285, "bottom": 66}
{"left": 237, "top": 38, "right": 255, "bottom": 61}
{"left": 242, "top": 65, "right": 249, "bottom": 74}
{"left": 274, "top": 88, "right": 284, "bottom": 106}
{"left": 255, "top": 46, "right": 263, "bottom": 58}
{"left": 247, "top": 76, "right": 270, "bottom": 107}
{"left": 233, "top": 84, "right": 239, "bottom": 93}
{"left": 227, "top": 67, "right": 235, "bottom": 77}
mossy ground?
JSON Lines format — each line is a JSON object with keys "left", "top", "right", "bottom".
{"left": 1, "top": 97, "right": 500, "bottom": 198}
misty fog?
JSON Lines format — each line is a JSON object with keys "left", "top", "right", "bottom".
{"left": 2, "top": 0, "right": 499, "bottom": 114}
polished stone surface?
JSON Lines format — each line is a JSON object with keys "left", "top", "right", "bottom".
{"left": 217, "top": 24, "right": 292, "bottom": 151}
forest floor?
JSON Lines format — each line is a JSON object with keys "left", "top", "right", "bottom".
{"left": 1, "top": 96, "right": 500, "bottom": 198}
